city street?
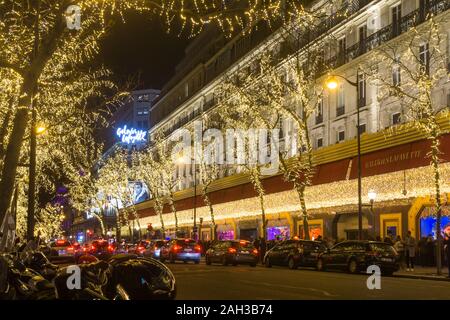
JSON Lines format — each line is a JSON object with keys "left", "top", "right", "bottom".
{"left": 167, "top": 262, "right": 450, "bottom": 300}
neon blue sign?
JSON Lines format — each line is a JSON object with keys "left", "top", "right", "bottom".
{"left": 116, "top": 125, "right": 147, "bottom": 144}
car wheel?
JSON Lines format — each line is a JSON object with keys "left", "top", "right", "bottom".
{"left": 250, "top": 263, "right": 257, "bottom": 267}
{"left": 316, "top": 258, "right": 326, "bottom": 271}
{"left": 232, "top": 261, "right": 238, "bottom": 266}
{"left": 183, "top": 260, "right": 188, "bottom": 264}
{"left": 194, "top": 260, "right": 200, "bottom": 264}
{"left": 264, "top": 257, "right": 272, "bottom": 268}
{"left": 221, "top": 256, "right": 228, "bottom": 266}
{"left": 348, "top": 259, "right": 358, "bottom": 274}
{"left": 205, "top": 256, "right": 211, "bottom": 265}
{"left": 288, "top": 257, "right": 297, "bottom": 270}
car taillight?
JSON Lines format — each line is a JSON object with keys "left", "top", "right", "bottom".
{"left": 83, "top": 247, "right": 87, "bottom": 252}
{"left": 252, "top": 249, "right": 258, "bottom": 255}
{"left": 67, "top": 246, "right": 74, "bottom": 251}
{"left": 173, "top": 245, "right": 182, "bottom": 251}
{"left": 108, "top": 245, "right": 114, "bottom": 252}
{"left": 91, "top": 245, "right": 95, "bottom": 251}
{"left": 137, "top": 246, "right": 144, "bottom": 252}
{"left": 194, "top": 245, "right": 201, "bottom": 252}
{"left": 228, "top": 247, "right": 237, "bottom": 254}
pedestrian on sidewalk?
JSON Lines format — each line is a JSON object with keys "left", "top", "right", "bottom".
{"left": 444, "top": 233, "right": 450, "bottom": 278}
{"left": 394, "top": 235, "right": 405, "bottom": 270}
{"left": 405, "top": 231, "right": 416, "bottom": 272}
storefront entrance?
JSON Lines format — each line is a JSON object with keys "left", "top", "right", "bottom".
{"left": 240, "top": 228, "right": 258, "bottom": 241}
{"left": 380, "top": 213, "right": 402, "bottom": 240}
{"left": 298, "top": 218, "right": 323, "bottom": 240}
{"left": 335, "top": 213, "right": 369, "bottom": 241}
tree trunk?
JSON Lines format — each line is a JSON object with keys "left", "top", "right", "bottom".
{"left": 0, "top": 106, "right": 13, "bottom": 158}
{"left": 168, "top": 195, "right": 178, "bottom": 232}
{"left": 430, "top": 130, "right": 442, "bottom": 275}
{"left": 0, "top": 106, "right": 31, "bottom": 224}
{"left": 203, "top": 192, "right": 216, "bottom": 240}
{"left": 296, "top": 184, "right": 310, "bottom": 240}
{"left": 259, "top": 193, "right": 266, "bottom": 241}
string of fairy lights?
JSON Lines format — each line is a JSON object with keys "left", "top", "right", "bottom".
{"left": 131, "top": 162, "right": 450, "bottom": 231}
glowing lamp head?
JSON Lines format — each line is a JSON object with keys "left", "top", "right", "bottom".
{"left": 325, "top": 76, "right": 338, "bottom": 90}
{"left": 368, "top": 189, "right": 377, "bottom": 202}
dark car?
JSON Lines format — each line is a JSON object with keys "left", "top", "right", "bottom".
{"left": 160, "top": 239, "right": 201, "bottom": 264}
{"left": 316, "top": 241, "right": 399, "bottom": 275}
{"left": 49, "top": 239, "right": 73, "bottom": 258}
{"left": 205, "top": 240, "right": 258, "bottom": 267}
{"left": 127, "top": 241, "right": 151, "bottom": 256}
{"left": 143, "top": 240, "right": 167, "bottom": 259}
{"left": 88, "top": 240, "right": 115, "bottom": 260}
{"left": 263, "top": 240, "right": 327, "bottom": 269}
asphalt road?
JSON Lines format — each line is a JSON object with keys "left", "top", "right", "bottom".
{"left": 166, "top": 262, "right": 450, "bottom": 300}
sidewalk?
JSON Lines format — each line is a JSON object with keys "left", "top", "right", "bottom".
{"left": 394, "top": 266, "right": 450, "bottom": 282}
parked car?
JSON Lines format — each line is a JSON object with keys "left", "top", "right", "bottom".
{"left": 49, "top": 239, "right": 73, "bottom": 258}
{"left": 143, "top": 240, "right": 167, "bottom": 259}
{"left": 127, "top": 240, "right": 151, "bottom": 256}
{"left": 206, "top": 240, "right": 258, "bottom": 267}
{"left": 88, "top": 239, "right": 115, "bottom": 260}
{"left": 316, "top": 240, "right": 399, "bottom": 275}
{"left": 264, "top": 240, "right": 327, "bottom": 269}
{"left": 160, "top": 239, "right": 201, "bottom": 264}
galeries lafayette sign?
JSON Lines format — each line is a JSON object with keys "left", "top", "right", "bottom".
{"left": 116, "top": 125, "right": 147, "bottom": 144}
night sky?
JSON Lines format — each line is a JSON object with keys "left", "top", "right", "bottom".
{"left": 99, "top": 11, "right": 192, "bottom": 90}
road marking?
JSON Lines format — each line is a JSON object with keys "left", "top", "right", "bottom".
{"left": 239, "top": 280, "right": 339, "bottom": 297}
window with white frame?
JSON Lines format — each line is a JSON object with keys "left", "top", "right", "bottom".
{"left": 337, "top": 129, "right": 345, "bottom": 142}
{"left": 357, "top": 73, "right": 366, "bottom": 108}
{"left": 317, "top": 137, "right": 323, "bottom": 148}
{"left": 392, "top": 112, "right": 401, "bottom": 125}
{"left": 392, "top": 63, "right": 401, "bottom": 86}
{"left": 337, "top": 83, "right": 345, "bottom": 116}
{"left": 419, "top": 43, "right": 430, "bottom": 74}
{"left": 358, "top": 123, "right": 366, "bottom": 135}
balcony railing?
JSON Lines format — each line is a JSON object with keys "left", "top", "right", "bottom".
{"left": 321, "top": 0, "right": 449, "bottom": 74}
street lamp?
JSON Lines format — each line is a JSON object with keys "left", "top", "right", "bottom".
{"left": 325, "top": 71, "right": 364, "bottom": 240}
{"left": 368, "top": 189, "right": 377, "bottom": 204}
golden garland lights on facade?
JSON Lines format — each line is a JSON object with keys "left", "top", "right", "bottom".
{"left": 132, "top": 162, "right": 450, "bottom": 231}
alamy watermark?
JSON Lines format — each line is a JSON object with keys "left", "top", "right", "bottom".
{"left": 168, "top": 120, "right": 302, "bottom": 176}
{"left": 66, "top": 265, "right": 81, "bottom": 290}
{"left": 366, "top": 265, "right": 381, "bottom": 290}
{"left": 66, "top": 5, "right": 81, "bottom": 30}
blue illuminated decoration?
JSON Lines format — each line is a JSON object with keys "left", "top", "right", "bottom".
{"left": 420, "top": 216, "right": 450, "bottom": 239}
{"left": 116, "top": 125, "right": 147, "bottom": 144}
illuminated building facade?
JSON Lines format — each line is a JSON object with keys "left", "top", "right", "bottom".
{"left": 126, "top": 0, "right": 450, "bottom": 243}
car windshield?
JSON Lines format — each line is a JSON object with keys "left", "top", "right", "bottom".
{"left": 369, "top": 243, "right": 397, "bottom": 254}
{"left": 176, "top": 239, "right": 196, "bottom": 246}
{"left": 236, "top": 241, "right": 254, "bottom": 250}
